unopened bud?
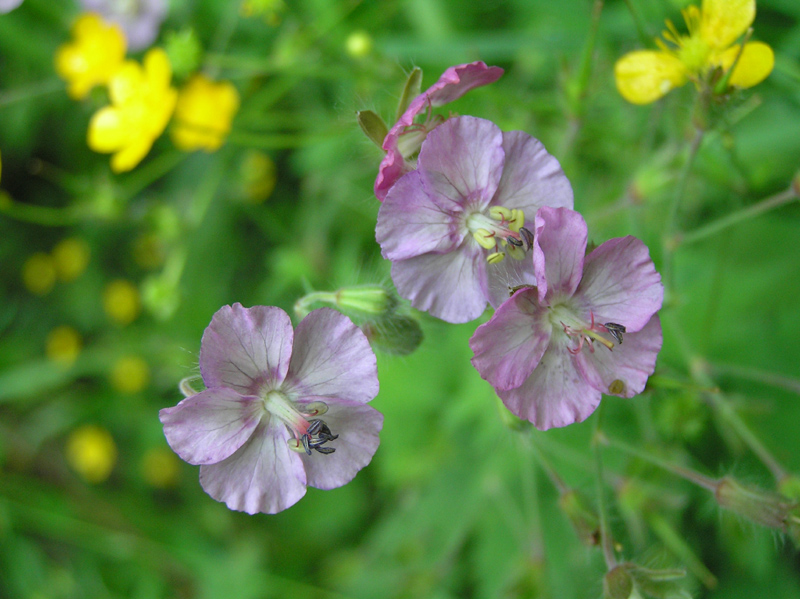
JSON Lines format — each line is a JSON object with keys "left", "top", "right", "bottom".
{"left": 362, "top": 314, "right": 423, "bottom": 356}
{"left": 559, "top": 489, "right": 600, "bottom": 546}
{"left": 357, "top": 110, "right": 389, "bottom": 149}
{"left": 163, "top": 28, "right": 202, "bottom": 78}
{"left": 335, "top": 285, "right": 398, "bottom": 318}
{"left": 603, "top": 565, "right": 634, "bottom": 599}
{"left": 715, "top": 476, "right": 790, "bottom": 531}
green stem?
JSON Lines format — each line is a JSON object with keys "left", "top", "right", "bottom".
{"left": 600, "top": 432, "right": 717, "bottom": 492}
{"left": 710, "top": 362, "right": 800, "bottom": 396}
{"left": 0, "top": 78, "right": 61, "bottom": 108}
{"left": 294, "top": 291, "right": 338, "bottom": 319}
{"left": 205, "top": 0, "right": 244, "bottom": 79}
{"left": 593, "top": 408, "right": 618, "bottom": 570}
{"left": 0, "top": 192, "right": 87, "bottom": 226}
{"left": 677, "top": 187, "right": 798, "bottom": 247}
{"left": 622, "top": 0, "right": 653, "bottom": 46}
{"left": 119, "top": 151, "right": 188, "bottom": 202}
{"left": 527, "top": 432, "right": 569, "bottom": 495}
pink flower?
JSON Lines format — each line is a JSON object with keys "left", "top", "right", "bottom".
{"left": 374, "top": 61, "right": 503, "bottom": 202}
{"left": 470, "top": 207, "right": 664, "bottom": 430}
{"left": 160, "top": 304, "right": 383, "bottom": 514}
{"left": 376, "top": 116, "right": 573, "bottom": 323}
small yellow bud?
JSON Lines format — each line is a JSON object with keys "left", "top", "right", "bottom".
{"left": 66, "top": 425, "right": 118, "bottom": 483}
{"left": 110, "top": 356, "right": 150, "bottom": 394}
{"left": 52, "top": 237, "right": 91, "bottom": 282}
{"left": 22, "top": 252, "right": 56, "bottom": 295}
{"left": 45, "top": 326, "right": 82, "bottom": 367}
{"left": 345, "top": 30, "right": 373, "bottom": 58}
{"left": 103, "top": 279, "right": 141, "bottom": 325}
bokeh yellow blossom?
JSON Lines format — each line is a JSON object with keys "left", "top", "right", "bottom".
{"left": 55, "top": 13, "right": 127, "bottom": 100}
{"left": 239, "top": 150, "right": 277, "bottom": 203}
{"left": 103, "top": 279, "right": 141, "bottom": 325}
{"left": 45, "top": 325, "right": 82, "bottom": 367}
{"left": 345, "top": 31, "right": 373, "bottom": 59}
{"left": 241, "top": 0, "right": 285, "bottom": 25}
{"left": 615, "top": 0, "right": 774, "bottom": 104}
{"left": 52, "top": 237, "right": 91, "bottom": 282}
{"left": 22, "top": 252, "right": 57, "bottom": 295}
{"left": 66, "top": 424, "right": 118, "bottom": 483}
{"left": 171, "top": 74, "right": 240, "bottom": 152}
{"left": 141, "top": 446, "right": 180, "bottom": 488}
{"left": 110, "top": 355, "right": 150, "bottom": 393}
{"left": 88, "top": 48, "right": 177, "bottom": 172}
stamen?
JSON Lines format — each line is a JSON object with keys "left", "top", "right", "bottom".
{"left": 473, "top": 229, "right": 497, "bottom": 250}
{"left": 487, "top": 252, "right": 505, "bottom": 264}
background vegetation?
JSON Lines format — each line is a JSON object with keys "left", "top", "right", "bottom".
{"left": 1, "top": 0, "right": 799, "bottom": 597}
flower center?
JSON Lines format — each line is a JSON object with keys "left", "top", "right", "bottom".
{"left": 549, "top": 304, "right": 625, "bottom": 355}
{"left": 659, "top": 6, "right": 712, "bottom": 76}
{"left": 466, "top": 206, "right": 532, "bottom": 264}
{"left": 263, "top": 391, "right": 338, "bottom": 456}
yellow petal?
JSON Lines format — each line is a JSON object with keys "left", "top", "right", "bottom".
{"left": 615, "top": 50, "right": 688, "bottom": 105}
{"left": 713, "top": 41, "right": 775, "bottom": 89}
{"left": 111, "top": 138, "right": 152, "bottom": 173}
{"left": 108, "top": 60, "right": 143, "bottom": 105}
{"left": 700, "top": 0, "right": 755, "bottom": 50}
{"left": 143, "top": 48, "right": 173, "bottom": 91}
{"left": 88, "top": 107, "right": 128, "bottom": 152}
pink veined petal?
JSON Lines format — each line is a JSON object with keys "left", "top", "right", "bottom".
{"left": 284, "top": 308, "right": 379, "bottom": 404}
{"left": 390, "top": 242, "right": 488, "bottom": 323}
{"left": 200, "top": 304, "right": 294, "bottom": 395}
{"left": 575, "top": 236, "right": 663, "bottom": 333}
{"left": 374, "top": 62, "right": 503, "bottom": 202}
{"left": 418, "top": 116, "right": 505, "bottom": 212}
{"left": 159, "top": 388, "right": 263, "bottom": 465}
{"left": 470, "top": 288, "right": 552, "bottom": 391}
{"left": 199, "top": 418, "right": 307, "bottom": 515}
{"left": 492, "top": 130, "right": 574, "bottom": 213}
{"left": 299, "top": 400, "right": 384, "bottom": 490}
{"left": 532, "top": 207, "right": 588, "bottom": 304}
{"left": 575, "top": 316, "right": 663, "bottom": 398}
{"left": 485, "top": 254, "right": 537, "bottom": 309}
{"left": 425, "top": 61, "right": 504, "bottom": 107}
{"left": 497, "top": 338, "right": 601, "bottom": 430}
{"left": 376, "top": 170, "right": 461, "bottom": 261}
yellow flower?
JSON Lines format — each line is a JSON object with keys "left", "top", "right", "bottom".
{"left": 140, "top": 447, "right": 180, "bottom": 488}
{"left": 55, "top": 13, "right": 127, "bottom": 100}
{"left": 615, "top": 0, "right": 774, "bottom": 104}
{"left": 170, "top": 74, "right": 240, "bottom": 152}
{"left": 103, "top": 279, "right": 141, "bottom": 325}
{"left": 88, "top": 48, "right": 177, "bottom": 172}
{"left": 66, "top": 425, "right": 118, "bottom": 483}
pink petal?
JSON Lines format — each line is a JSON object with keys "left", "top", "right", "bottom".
{"left": 284, "top": 308, "right": 379, "bottom": 404}
{"left": 485, "top": 254, "right": 538, "bottom": 309}
{"left": 300, "top": 400, "right": 384, "bottom": 490}
{"left": 576, "top": 236, "right": 663, "bottom": 332}
{"left": 532, "top": 207, "right": 587, "bottom": 304}
{"left": 418, "top": 116, "right": 504, "bottom": 212}
{"left": 376, "top": 171, "right": 461, "bottom": 261}
{"left": 497, "top": 339, "right": 601, "bottom": 430}
{"left": 374, "top": 62, "right": 503, "bottom": 202}
{"left": 493, "top": 131, "right": 574, "bottom": 213}
{"left": 159, "top": 388, "right": 263, "bottom": 465}
{"left": 390, "top": 242, "right": 488, "bottom": 323}
{"left": 199, "top": 304, "right": 294, "bottom": 395}
{"left": 199, "top": 419, "right": 307, "bottom": 514}
{"left": 575, "top": 315, "right": 662, "bottom": 398}
{"left": 470, "top": 288, "right": 551, "bottom": 390}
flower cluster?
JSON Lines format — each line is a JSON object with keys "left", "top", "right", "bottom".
{"left": 56, "top": 11, "right": 240, "bottom": 172}
{"left": 372, "top": 63, "right": 664, "bottom": 430}
{"left": 615, "top": 0, "right": 773, "bottom": 104}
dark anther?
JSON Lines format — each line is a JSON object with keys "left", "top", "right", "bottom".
{"left": 301, "top": 418, "right": 339, "bottom": 455}
{"left": 506, "top": 235, "right": 523, "bottom": 247}
{"left": 604, "top": 322, "right": 626, "bottom": 344}
{"left": 519, "top": 227, "right": 534, "bottom": 250}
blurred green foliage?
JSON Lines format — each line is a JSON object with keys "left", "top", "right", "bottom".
{"left": 1, "top": 0, "right": 800, "bottom": 597}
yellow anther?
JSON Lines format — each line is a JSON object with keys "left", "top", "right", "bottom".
{"left": 489, "top": 206, "right": 512, "bottom": 221}
{"left": 473, "top": 229, "right": 497, "bottom": 250}
{"left": 487, "top": 252, "right": 505, "bottom": 264}
{"left": 508, "top": 209, "right": 525, "bottom": 232}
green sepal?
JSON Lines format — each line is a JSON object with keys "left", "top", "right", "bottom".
{"left": 395, "top": 67, "right": 422, "bottom": 122}
{"left": 357, "top": 110, "right": 389, "bottom": 148}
